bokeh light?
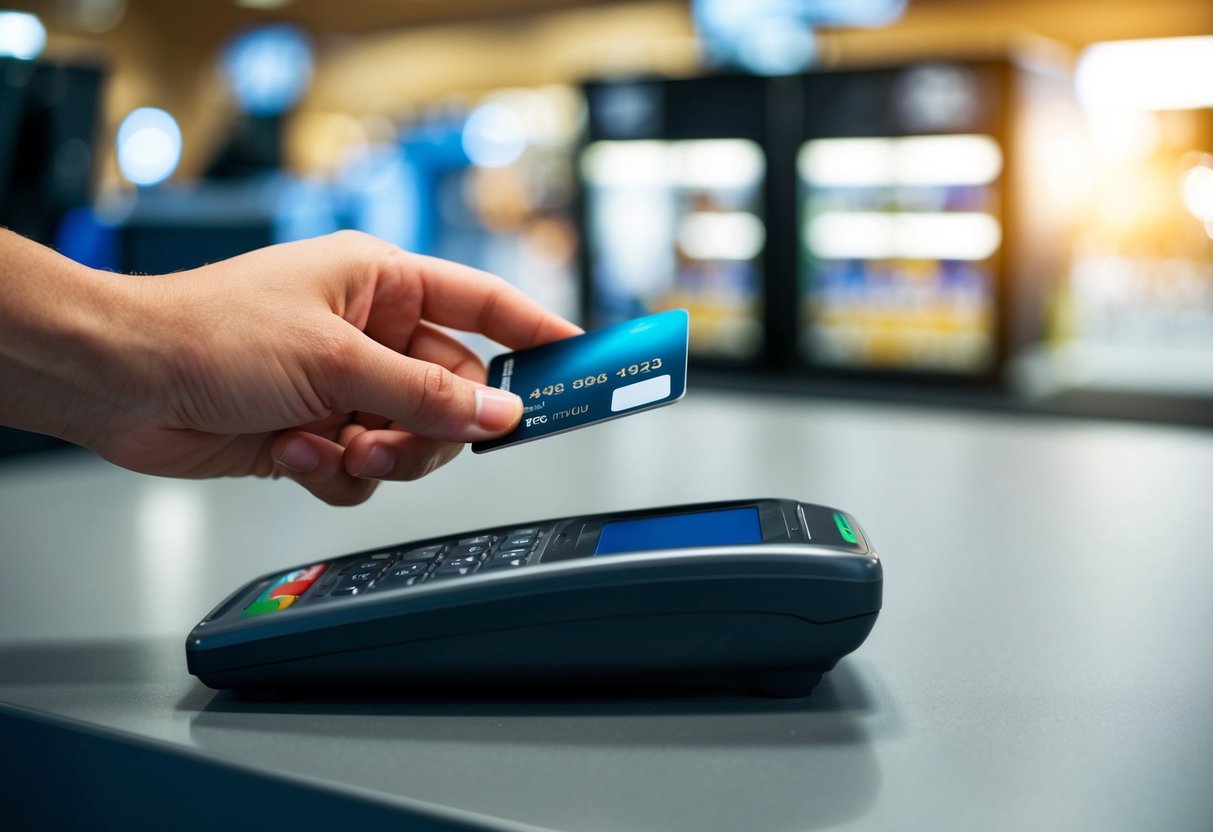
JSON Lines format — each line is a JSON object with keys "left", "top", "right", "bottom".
{"left": 1077, "top": 36, "right": 1213, "bottom": 113}
{"left": 116, "top": 108, "right": 182, "bottom": 187}
{"left": 693, "top": 0, "right": 905, "bottom": 74}
{"left": 220, "top": 24, "right": 314, "bottom": 116}
{"left": 0, "top": 11, "right": 47, "bottom": 60}
{"left": 1181, "top": 161, "right": 1213, "bottom": 224}
{"left": 462, "top": 101, "right": 527, "bottom": 169}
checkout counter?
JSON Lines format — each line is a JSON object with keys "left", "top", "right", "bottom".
{"left": 2, "top": 390, "right": 1212, "bottom": 830}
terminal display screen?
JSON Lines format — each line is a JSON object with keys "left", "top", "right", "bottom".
{"left": 595, "top": 507, "right": 762, "bottom": 555}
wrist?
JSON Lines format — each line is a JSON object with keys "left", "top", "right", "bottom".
{"left": 0, "top": 230, "right": 156, "bottom": 449}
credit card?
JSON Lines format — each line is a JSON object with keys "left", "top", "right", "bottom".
{"left": 472, "top": 309, "right": 689, "bottom": 453}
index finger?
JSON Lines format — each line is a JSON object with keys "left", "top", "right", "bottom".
{"left": 408, "top": 253, "right": 583, "bottom": 349}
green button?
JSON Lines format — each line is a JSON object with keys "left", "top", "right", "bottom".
{"left": 833, "top": 512, "right": 858, "bottom": 545}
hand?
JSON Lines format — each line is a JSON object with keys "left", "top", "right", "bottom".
{"left": 0, "top": 230, "right": 581, "bottom": 505}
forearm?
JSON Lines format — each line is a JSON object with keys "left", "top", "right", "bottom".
{"left": 0, "top": 229, "right": 151, "bottom": 448}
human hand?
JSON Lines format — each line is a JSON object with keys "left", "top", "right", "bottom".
{"left": 0, "top": 230, "right": 581, "bottom": 505}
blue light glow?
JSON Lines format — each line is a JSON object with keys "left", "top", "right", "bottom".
{"left": 461, "top": 102, "right": 527, "bottom": 169}
{"left": 342, "top": 144, "right": 421, "bottom": 250}
{"left": 0, "top": 11, "right": 47, "bottom": 60}
{"left": 693, "top": 0, "right": 906, "bottom": 74}
{"left": 220, "top": 24, "right": 314, "bottom": 116}
{"left": 734, "top": 17, "right": 817, "bottom": 76}
{"left": 117, "top": 108, "right": 182, "bottom": 187}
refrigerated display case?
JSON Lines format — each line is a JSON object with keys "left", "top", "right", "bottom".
{"left": 796, "top": 63, "right": 1010, "bottom": 381}
{"left": 581, "top": 76, "right": 777, "bottom": 363}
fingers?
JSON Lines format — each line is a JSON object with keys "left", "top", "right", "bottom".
{"left": 282, "top": 324, "right": 485, "bottom": 488}
{"left": 406, "top": 321, "right": 489, "bottom": 384}
{"left": 342, "top": 428, "right": 464, "bottom": 481}
{"left": 410, "top": 252, "right": 583, "bottom": 349}
{"left": 308, "top": 232, "right": 579, "bottom": 440}
{"left": 271, "top": 428, "right": 465, "bottom": 505}
{"left": 307, "top": 231, "right": 580, "bottom": 350}
{"left": 331, "top": 333, "right": 523, "bottom": 443}
{"left": 321, "top": 229, "right": 581, "bottom": 349}
{"left": 271, "top": 431, "right": 379, "bottom": 507}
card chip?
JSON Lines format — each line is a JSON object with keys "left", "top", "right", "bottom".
{"left": 611, "top": 374, "right": 672, "bottom": 413}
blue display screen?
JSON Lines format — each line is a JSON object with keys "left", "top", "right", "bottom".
{"left": 594, "top": 507, "right": 763, "bottom": 556}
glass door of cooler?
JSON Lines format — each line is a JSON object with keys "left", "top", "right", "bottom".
{"left": 797, "top": 64, "right": 1008, "bottom": 381}
{"left": 581, "top": 137, "right": 766, "bottom": 361}
{"left": 581, "top": 76, "right": 773, "bottom": 364}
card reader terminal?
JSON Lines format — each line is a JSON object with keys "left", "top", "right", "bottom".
{"left": 186, "top": 499, "right": 882, "bottom": 697}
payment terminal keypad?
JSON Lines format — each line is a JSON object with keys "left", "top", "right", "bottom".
{"left": 238, "top": 527, "right": 547, "bottom": 618}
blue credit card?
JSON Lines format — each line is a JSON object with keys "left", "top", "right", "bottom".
{"left": 472, "top": 309, "right": 689, "bottom": 453}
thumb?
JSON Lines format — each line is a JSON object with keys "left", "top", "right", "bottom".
{"left": 339, "top": 340, "right": 522, "bottom": 441}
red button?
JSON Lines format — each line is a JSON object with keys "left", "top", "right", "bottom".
{"left": 296, "top": 564, "right": 326, "bottom": 583}
{"left": 268, "top": 564, "right": 327, "bottom": 598}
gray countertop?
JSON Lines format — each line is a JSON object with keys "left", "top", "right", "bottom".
{"left": 3, "top": 390, "right": 1212, "bottom": 830}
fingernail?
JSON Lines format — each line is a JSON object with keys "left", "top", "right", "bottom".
{"left": 475, "top": 387, "right": 521, "bottom": 431}
{"left": 355, "top": 444, "right": 395, "bottom": 479}
{"left": 276, "top": 437, "right": 319, "bottom": 473}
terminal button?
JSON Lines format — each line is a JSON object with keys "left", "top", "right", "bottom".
{"left": 343, "top": 570, "right": 379, "bottom": 585}
{"left": 432, "top": 555, "right": 481, "bottom": 579}
{"left": 450, "top": 541, "right": 492, "bottom": 559}
{"left": 397, "top": 545, "right": 447, "bottom": 562}
{"left": 372, "top": 562, "right": 429, "bottom": 591}
{"left": 500, "top": 532, "right": 538, "bottom": 551}
{"left": 482, "top": 555, "right": 528, "bottom": 571}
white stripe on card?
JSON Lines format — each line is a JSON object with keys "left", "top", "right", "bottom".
{"left": 610, "top": 374, "right": 671, "bottom": 413}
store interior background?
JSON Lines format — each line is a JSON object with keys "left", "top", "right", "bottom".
{"left": 2, "top": 0, "right": 1212, "bottom": 460}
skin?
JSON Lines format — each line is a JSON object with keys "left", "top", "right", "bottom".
{"left": 0, "top": 228, "right": 581, "bottom": 505}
